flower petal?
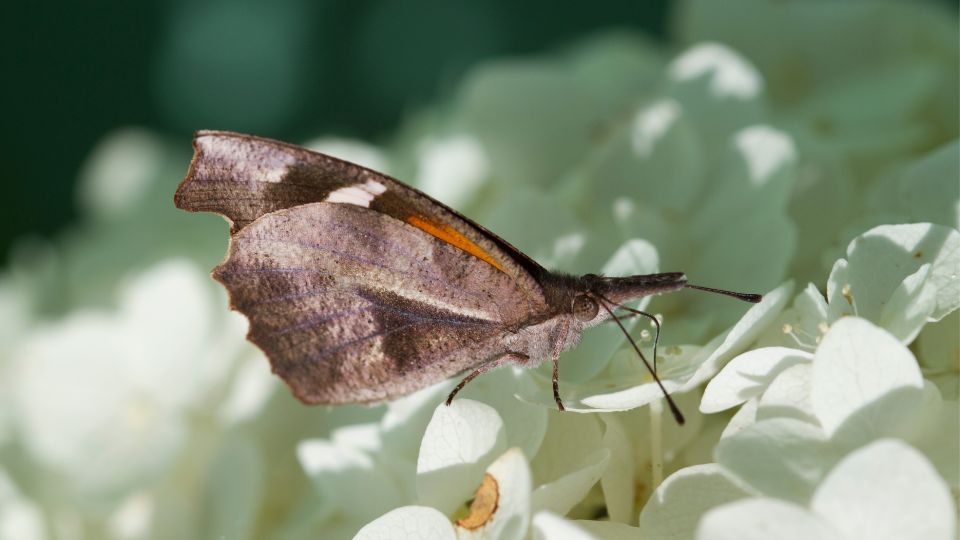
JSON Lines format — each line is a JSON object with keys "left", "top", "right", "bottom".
{"left": 457, "top": 368, "right": 549, "bottom": 461}
{"left": 639, "top": 464, "right": 752, "bottom": 540}
{"left": 701, "top": 347, "right": 812, "bottom": 413}
{"left": 862, "top": 140, "right": 960, "bottom": 234}
{"left": 755, "top": 283, "right": 829, "bottom": 351}
{"left": 908, "top": 384, "right": 960, "bottom": 487}
{"left": 417, "top": 400, "right": 507, "bottom": 514}
{"left": 811, "top": 317, "right": 924, "bottom": 440}
{"left": 531, "top": 448, "right": 610, "bottom": 516}
{"left": 298, "top": 438, "right": 405, "bottom": 523}
{"left": 716, "top": 418, "right": 835, "bottom": 503}
{"left": 720, "top": 397, "right": 758, "bottom": 440}
{"left": 811, "top": 439, "right": 955, "bottom": 540}
{"left": 201, "top": 435, "right": 263, "bottom": 540}
{"left": 532, "top": 512, "right": 640, "bottom": 540}
{"left": 530, "top": 413, "right": 603, "bottom": 485}
{"left": 0, "top": 470, "right": 46, "bottom": 540}
{"left": 576, "top": 346, "right": 702, "bottom": 411}
{"left": 516, "top": 345, "right": 702, "bottom": 413}
{"left": 667, "top": 44, "right": 766, "bottom": 144}
{"left": 696, "top": 498, "right": 838, "bottom": 540}
{"left": 13, "top": 313, "right": 188, "bottom": 498}
{"left": 756, "top": 363, "right": 817, "bottom": 424}
{"left": 354, "top": 506, "right": 455, "bottom": 540}
{"left": 828, "top": 224, "right": 959, "bottom": 326}
{"left": 686, "top": 281, "right": 794, "bottom": 389}
{"left": 532, "top": 512, "right": 597, "bottom": 540}
{"left": 878, "top": 263, "right": 936, "bottom": 343}
{"left": 599, "top": 414, "right": 636, "bottom": 523}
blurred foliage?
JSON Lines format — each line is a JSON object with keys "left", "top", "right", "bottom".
{"left": 1, "top": 0, "right": 669, "bottom": 263}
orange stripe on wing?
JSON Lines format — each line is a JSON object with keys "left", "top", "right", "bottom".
{"left": 406, "top": 215, "right": 506, "bottom": 273}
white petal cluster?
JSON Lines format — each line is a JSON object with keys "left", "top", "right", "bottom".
{"left": 0, "top": 1, "right": 956, "bottom": 539}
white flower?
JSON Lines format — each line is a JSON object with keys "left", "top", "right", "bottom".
{"left": 415, "top": 135, "right": 490, "bottom": 210}
{"left": 76, "top": 128, "right": 166, "bottom": 221}
{"left": 918, "top": 309, "right": 960, "bottom": 400}
{"left": 678, "top": 1, "right": 958, "bottom": 284}
{"left": 758, "top": 223, "right": 960, "bottom": 350}
{"left": 725, "top": 317, "right": 955, "bottom": 480}
{"left": 9, "top": 260, "right": 251, "bottom": 500}
{"left": 853, "top": 141, "right": 959, "bottom": 243}
{"left": 697, "top": 440, "right": 955, "bottom": 540}
{"left": 295, "top": 368, "right": 551, "bottom": 538}
{"left": 639, "top": 464, "right": 753, "bottom": 540}
{"left": 678, "top": 0, "right": 957, "bottom": 168}
{"left": 3, "top": 4, "right": 958, "bottom": 538}
{"left": 0, "top": 276, "right": 34, "bottom": 446}
{"left": 353, "top": 399, "right": 627, "bottom": 539}
{"left": 532, "top": 511, "right": 641, "bottom": 540}
{"left": 0, "top": 469, "right": 46, "bottom": 540}
{"left": 646, "top": 316, "right": 957, "bottom": 539}
{"left": 700, "top": 347, "right": 813, "bottom": 415}
{"left": 353, "top": 401, "right": 530, "bottom": 539}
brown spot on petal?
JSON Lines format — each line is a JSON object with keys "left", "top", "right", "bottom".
{"left": 914, "top": 250, "right": 924, "bottom": 258}
{"left": 456, "top": 473, "right": 499, "bottom": 530}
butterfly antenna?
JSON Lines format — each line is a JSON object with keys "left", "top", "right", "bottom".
{"left": 608, "top": 302, "right": 662, "bottom": 373}
{"left": 597, "top": 295, "right": 684, "bottom": 425}
{"left": 685, "top": 284, "right": 762, "bottom": 303}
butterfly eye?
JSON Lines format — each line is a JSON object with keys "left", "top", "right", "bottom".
{"left": 572, "top": 294, "right": 599, "bottom": 322}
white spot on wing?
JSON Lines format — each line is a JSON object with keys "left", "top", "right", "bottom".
{"left": 324, "top": 180, "right": 388, "bottom": 207}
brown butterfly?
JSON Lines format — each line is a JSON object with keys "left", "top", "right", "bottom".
{"left": 175, "top": 131, "right": 760, "bottom": 423}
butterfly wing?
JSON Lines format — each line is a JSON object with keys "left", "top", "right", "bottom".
{"left": 175, "top": 131, "right": 558, "bottom": 403}
{"left": 174, "top": 130, "right": 546, "bottom": 289}
{"left": 216, "top": 202, "right": 534, "bottom": 403}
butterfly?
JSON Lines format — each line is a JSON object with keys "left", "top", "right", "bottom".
{"left": 175, "top": 131, "right": 761, "bottom": 423}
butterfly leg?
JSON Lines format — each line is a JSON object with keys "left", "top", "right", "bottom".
{"left": 551, "top": 318, "right": 572, "bottom": 412}
{"left": 446, "top": 352, "right": 530, "bottom": 406}
{"left": 551, "top": 358, "right": 564, "bottom": 412}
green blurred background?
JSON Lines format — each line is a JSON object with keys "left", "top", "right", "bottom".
{"left": 1, "top": 0, "right": 681, "bottom": 264}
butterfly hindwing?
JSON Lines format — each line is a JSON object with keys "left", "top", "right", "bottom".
{"left": 215, "top": 202, "right": 534, "bottom": 403}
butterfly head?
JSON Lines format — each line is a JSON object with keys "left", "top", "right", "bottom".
{"left": 569, "top": 272, "right": 689, "bottom": 324}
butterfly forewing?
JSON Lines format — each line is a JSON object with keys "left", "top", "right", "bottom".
{"left": 175, "top": 131, "right": 372, "bottom": 233}
{"left": 214, "top": 202, "right": 535, "bottom": 403}
{"left": 174, "top": 131, "right": 546, "bottom": 287}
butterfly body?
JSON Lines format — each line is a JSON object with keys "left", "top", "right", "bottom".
{"left": 175, "top": 131, "right": 756, "bottom": 415}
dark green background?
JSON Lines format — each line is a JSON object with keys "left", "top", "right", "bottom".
{"left": 1, "top": 0, "right": 672, "bottom": 263}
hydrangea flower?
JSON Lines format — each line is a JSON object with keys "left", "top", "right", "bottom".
{"left": 751, "top": 223, "right": 960, "bottom": 397}
{"left": 697, "top": 439, "right": 955, "bottom": 540}
{"left": 643, "top": 310, "right": 957, "bottom": 539}
{"left": 676, "top": 0, "right": 959, "bottom": 284}
{"left": 0, "top": 469, "right": 46, "bottom": 540}
{"left": 0, "top": 2, "right": 957, "bottom": 538}
{"left": 0, "top": 260, "right": 272, "bottom": 538}
{"left": 353, "top": 399, "right": 637, "bottom": 540}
